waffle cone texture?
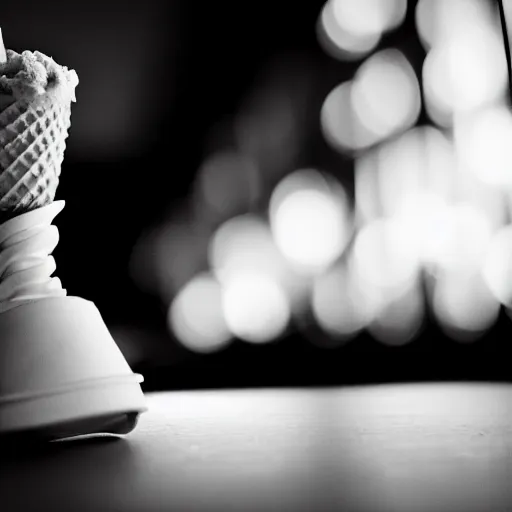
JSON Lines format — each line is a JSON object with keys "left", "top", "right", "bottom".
{"left": 0, "top": 94, "right": 70, "bottom": 220}
{"left": 0, "top": 50, "right": 78, "bottom": 223}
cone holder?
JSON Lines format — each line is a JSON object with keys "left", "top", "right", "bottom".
{"left": 0, "top": 201, "right": 147, "bottom": 440}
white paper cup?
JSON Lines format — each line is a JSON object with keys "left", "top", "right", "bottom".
{"left": 0, "top": 296, "right": 147, "bottom": 438}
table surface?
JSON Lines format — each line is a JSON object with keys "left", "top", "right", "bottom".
{"left": 1, "top": 383, "right": 512, "bottom": 512}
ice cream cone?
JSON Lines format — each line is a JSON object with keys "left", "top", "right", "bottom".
{"left": 0, "top": 94, "right": 71, "bottom": 220}
{"left": 0, "top": 32, "right": 147, "bottom": 441}
{"left": 0, "top": 44, "right": 77, "bottom": 224}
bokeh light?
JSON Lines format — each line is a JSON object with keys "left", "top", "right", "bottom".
{"left": 333, "top": 0, "right": 407, "bottom": 36}
{"left": 321, "top": 81, "right": 378, "bottom": 151}
{"left": 272, "top": 189, "right": 345, "bottom": 269}
{"left": 451, "top": 156, "right": 509, "bottom": 232}
{"left": 311, "top": 262, "right": 375, "bottom": 340}
{"left": 351, "top": 217, "right": 420, "bottom": 297}
{"left": 322, "top": 57, "right": 421, "bottom": 153}
{"left": 434, "top": 204, "right": 493, "bottom": 275}
{"left": 208, "top": 213, "right": 309, "bottom": 312}
{"left": 354, "top": 125, "right": 497, "bottom": 275}
{"left": 378, "top": 127, "right": 456, "bottom": 216}
{"left": 482, "top": 225, "right": 512, "bottom": 307}
{"left": 351, "top": 49, "right": 421, "bottom": 141}
{"left": 354, "top": 126, "right": 456, "bottom": 227}
{"left": 398, "top": 201, "right": 493, "bottom": 276}
{"left": 415, "top": 0, "right": 497, "bottom": 51}
{"left": 432, "top": 271, "right": 500, "bottom": 342}
{"left": 222, "top": 273, "right": 291, "bottom": 343}
{"left": 318, "top": 0, "right": 380, "bottom": 60}
{"left": 369, "top": 280, "right": 425, "bottom": 346}
{"left": 134, "top": 0, "right": 512, "bottom": 358}
{"left": 422, "top": 23, "right": 507, "bottom": 124}
{"left": 354, "top": 150, "right": 381, "bottom": 224}
{"left": 454, "top": 105, "right": 512, "bottom": 188}
{"left": 169, "top": 273, "right": 232, "bottom": 353}
{"left": 269, "top": 169, "right": 352, "bottom": 273}
{"left": 318, "top": 0, "right": 407, "bottom": 61}
{"left": 209, "top": 214, "right": 287, "bottom": 284}
{"left": 392, "top": 193, "right": 454, "bottom": 269}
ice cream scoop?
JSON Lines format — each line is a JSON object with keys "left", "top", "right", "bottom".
{"left": 0, "top": 29, "right": 147, "bottom": 442}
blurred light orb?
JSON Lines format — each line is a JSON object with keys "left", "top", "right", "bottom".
{"left": 318, "top": 3, "right": 379, "bottom": 61}
{"left": 393, "top": 193, "right": 453, "bottom": 267}
{"left": 318, "top": 0, "right": 406, "bottom": 61}
{"left": 222, "top": 273, "right": 291, "bottom": 343}
{"left": 415, "top": 0, "right": 496, "bottom": 51}
{"left": 272, "top": 190, "right": 345, "bottom": 270}
{"left": 269, "top": 169, "right": 352, "bottom": 273}
{"left": 432, "top": 272, "right": 500, "bottom": 341}
{"left": 482, "top": 225, "right": 512, "bottom": 306}
{"left": 397, "top": 200, "right": 492, "bottom": 276}
{"left": 355, "top": 126, "right": 455, "bottom": 225}
{"left": 311, "top": 263, "right": 375, "bottom": 339}
{"left": 352, "top": 217, "right": 420, "bottom": 295}
{"left": 369, "top": 281, "right": 424, "bottom": 346}
{"left": 351, "top": 49, "right": 421, "bottom": 141}
{"left": 374, "top": 127, "right": 456, "bottom": 218}
{"left": 169, "top": 273, "right": 232, "bottom": 353}
{"left": 354, "top": 151, "right": 381, "bottom": 224}
{"left": 321, "top": 81, "right": 378, "bottom": 151}
{"left": 436, "top": 204, "right": 493, "bottom": 274}
{"left": 375, "top": 131, "right": 426, "bottom": 218}
{"left": 422, "top": 26, "right": 507, "bottom": 122}
{"left": 454, "top": 106, "right": 512, "bottom": 188}
{"left": 208, "top": 214, "right": 286, "bottom": 284}
{"left": 332, "top": 0, "right": 406, "bottom": 37}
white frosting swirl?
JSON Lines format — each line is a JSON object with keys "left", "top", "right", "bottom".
{"left": 0, "top": 201, "right": 66, "bottom": 313}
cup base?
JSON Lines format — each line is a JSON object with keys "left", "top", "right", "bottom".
{"left": 0, "top": 297, "right": 147, "bottom": 438}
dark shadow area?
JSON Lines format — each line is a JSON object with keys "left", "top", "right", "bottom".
{"left": 0, "top": 432, "right": 123, "bottom": 463}
{"left": 0, "top": 411, "right": 140, "bottom": 460}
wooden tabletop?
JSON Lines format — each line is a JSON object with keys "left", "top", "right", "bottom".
{"left": 1, "top": 383, "right": 512, "bottom": 512}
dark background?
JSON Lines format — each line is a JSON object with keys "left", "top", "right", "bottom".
{"left": 1, "top": 0, "right": 510, "bottom": 390}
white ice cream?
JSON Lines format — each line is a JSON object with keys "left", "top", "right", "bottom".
{"left": 0, "top": 49, "right": 78, "bottom": 105}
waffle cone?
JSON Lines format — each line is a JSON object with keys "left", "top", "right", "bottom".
{"left": 0, "top": 92, "right": 71, "bottom": 223}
